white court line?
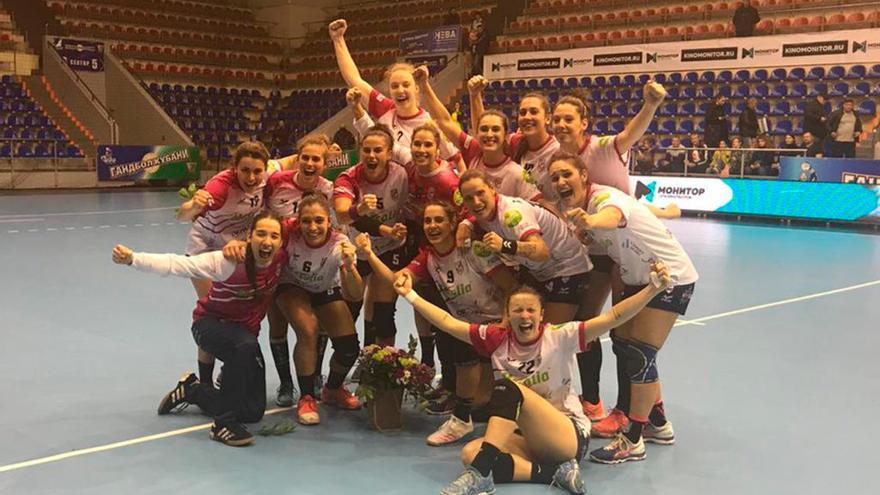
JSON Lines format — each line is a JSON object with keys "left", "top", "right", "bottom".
{"left": 2, "top": 278, "right": 879, "bottom": 474}
{"left": 0, "top": 207, "right": 177, "bottom": 220}
{"left": 0, "top": 218, "right": 45, "bottom": 224}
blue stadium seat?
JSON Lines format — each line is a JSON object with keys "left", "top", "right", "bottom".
{"left": 756, "top": 101, "right": 770, "bottom": 114}
{"left": 805, "top": 67, "right": 825, "bottom": 80}
{"left": 579, "top": 76, "right": 591, "bottom": 87}
{"left": 698, "top": 86, "right": 713, "bottom": 99}
{"left": 628, "top": 102, "right": 641, "bottom": 116}
{"left": 2, "top": 127, "right": 14, "bottom": 139}
{"left": 734, "top": 70, "right": 750, "bottom": 82}
{"left": 851, "top": 82, "right": 870, "bottom": 96}
{"left": 870, "top": 85, "right": 880, "bottom": 96}
{"left": 678, "top": 120, "right": 695, "bottom": 134}
{"left": 696, "top": 102, "right": 710, "bottom": 116}
{"left": 612, "top": 104, "right": 627, "bottom": 117}
{"left": 683, "top": 72, "right": 698, "bottom": 84}
{"left": 565, "top": 77, "right": 578, "bottom": 88}
{"left": 540, "top": 78, "right": 552, "bottom": 89}
{"left": 15, "top": 143, "right": 33, "bottom": 157}
{"left": 716, "top": 70, "right": 733, "bottom": 83}
{"left": 0, "top": 143, "right": 10, "bottom": 157}
{"left": 717, "top": 86, "right": 732, "bottom": 98}
{"left": 681, "top": 86, "right": 696, "bottom": 99}
{"left": 846, "top": 65, "right": 866, "bottom": 79}
{"left": 590, "top": 89, "right": 602, "bottom": 101}
{"left": 603, "top": 89, "right": 617, "bottom": 100}
{"left": 34, "top": 143, "right": 51, "bottom": 157}
{"left": 635, "top": 74, "right": 649, "bottom": 85}
{"left": 753, "top": 69, "right": 768, "bottom": 81}
{"left": 665, "top": 86, "right": 680, "bottom": 99}
{"left": 659, "top": 137, "right": 672, "bottom": 147}
{"left": 610, "top": 120, "right": 625, "bottom": 133}
{"left": 514, "top": 80, "right": 526, "bottom": 90}
{"left": 868, "top": 64, "right": 880, "bottom": 78}
{"left": 733, "top": 101, "right": 745, "bottom": 115}
{"left": 750, "top": 84, "right": 769, "bottom": 98}
{"left": 594, "top": 76, "right": 608, "bottom": 87}
{"left": 827, "top": 66, "right": 845, "bottom": 79}
{"left": 552, "top": 78, "right": 565, "bottom": 89}
{"left": 769, "top": 68, "right": 787, "bottom": 81}
{"left": 772, "top": 119, "right": 792, "bottom": 135}
{"left": 669, "top": 72, "right": 683, "bottom": 85}
{"left": 619, "top": 88, "right": 633, "bottom": 100}
{"left": 595, "top": 120, "right": 610, "bottom": 134}
{"left": 699, "top": 71, "right": 715, "bottom": 83}
{"left": 808, "top": 83, "right": 827, "bottom": 96}
{"left": 660, "top": 102, "right": 678, "bottom": 116}
{"left": 598, "top": 104, "right": 612, "bottom": 117}
{"left": 609, "top": 75, "right": 621, "bottom": 87}
{"left": 681, "top": 101, "right": 696, "bottom": 115}
{"left": 790, "top": 83, "right": 807, "bottom": 97}
{"left": 653, "top": 73, "right": 667, "bottom": 84}
{"left": 858, "top": 100, "right": 876, "bottom": 116}
{"left": 696, "top": 120, "right": 706, "bottom": 132}
{"left": 502, "top": 80, "right": 514, "bottom": 90}
{"left": 829, "top": 82, "right": 849, "bottom": 96}
{"left": 792, "top": 101, "right": 806, "bottom": 115}
{"left": 787, "top": 67, "right": 806, "bottom": 80}
{"left": 770, "top": 101, "right": 791, "bottom": 116}
{"left": 770, "top": 84, "right": 788, "bottom": 97}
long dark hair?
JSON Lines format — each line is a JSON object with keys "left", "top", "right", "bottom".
{"left": 513, "top": 92, "right": 551, "bottom": 162}
{"left": 477, "top": 109, "right": 513, "bottom": 156}
{"left": 244, "top": 210, "right": 283, "bottom": 292}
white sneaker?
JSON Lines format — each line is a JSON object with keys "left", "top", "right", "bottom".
{"left": 644, "top": 420, "right": 675, "bottom": 445}
{"left": 427, "top": 415, "right": 474, "bottom": 446}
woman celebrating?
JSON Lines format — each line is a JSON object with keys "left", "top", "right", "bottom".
{"left": 177, "top": 141, "right": 271, "bottom": 387}
{"left": 333, "top": 124, "right": 410, "bottom": 348}
{"left": 394, "top": 262, "right": 672, "bottom": 494}
{"left": 357, "top": 200, "right": 518, "bottom": 446}
{"left": 111, "top": 212, "right": 286, "bottom": 447}
{"left": 548, "top": 151, "right": 699, "bottom": 463}
{"left": 329, "top": 19, "right": 458, "bottom": 161}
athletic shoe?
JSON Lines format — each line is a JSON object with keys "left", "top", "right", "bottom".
{"left": 580, "top": 397, "right": 608, "bottom": 422}
{"left": 321, "top": 385, "right": 362, "bottom": 410}
{"left": 426, "top": 393, "right": 456, "bottom": 416}
{"left": 591, "top": 408, "right": 629, "bottom": 438}
{"left": 313, "top": 374, "right": 325, "bottom": 399}
{"left": 297, "top": 395, "right": 320, "bottom": 425}
{"left": 209, "top": 422, "right": 255, "bottom": 447}
{"left": 440, "top": 467, "right": 495, "bottom": 495}
{"left": 157, "top": 372, "right": 198, "bottom": 415}
{"left": 589, "top": 433, "right": 646, "bottom": 465}
{"left": 275, "top": 382, "right": 297, "bottom": 408}
{"left": 644, "top": 420, "right": 675, "bottom": 445}
{"left": 551, "top": 459, "right": 586, "bottom": 494}
{"left": 423, "top": 385, "right": 449, "bottom": 402}
{"left": 427, "top": 416, "right": 474, "bottom": 446}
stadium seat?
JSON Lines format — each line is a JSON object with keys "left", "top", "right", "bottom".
{"left": 846, "top": 65, "right": 866, "bottom": 79}
{"left": 771, "top": 84, "right": 788, "bottom": 97}
{"left": 829, "top": 82, "right": 849, "bottom": 96}
{"left": 792, "top": 102, "right": 806, "bottom": 115}
{"left": 808, "top": 83, "right": 828, "bottom": 96}
{"left": 790, "top": 83, "right": 807, "bottom": 97}
{"left": 827, "top": 66, "right": 846, "bottom": 79}
{"left": 734, "top": 70, "right": 750, "bottom": 82}
{"left": 851, "top": 82, "right": 870, "bottom": 97}
{"left": 805, "top": 67, "right": 825, "bottom": 80}
{"left": 787, "top": 67, "right": 806, "bottom": 81}
{"left": 858, "top": 100, "right": 876, "bottom": 116}
{"left": 770, "top": 101, "right": 791, "bottom": 116}
{"left": 769, "top": 68, "right": 787, "bottom": 81}
{"left": 772, "top": 119, "right": 793, "bottom": 135}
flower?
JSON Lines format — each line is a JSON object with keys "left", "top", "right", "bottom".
{"left": 355, "top": 335, "right": 435, "bottom": 403}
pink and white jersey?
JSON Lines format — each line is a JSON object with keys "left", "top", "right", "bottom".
{"left": 585, "top": 184, "right": 698, "bottom": 286}
{"left": 508, "top": 133, "right": 561, "bottom": 201}
{"left": 281, "top": 221, "right": 350, "bottom": 293}
{"left": 131, "top": 249, "right": 286, "bottom": 336}
{"left": 474, "top": 194, "right": 591, "bottom": 281}
{"left": 333, "top": 161, "right": 409, "bottom": 257}
{"left": 578, "top": 135, "right": 631, "bottom": 194}
{"left": 266, "top": 170, "right": 334, "bottom": 219}
{"left": 368, "top": 89, "right": 459, "bottom": 161}
{"left": 406, "top": 159, "right": 461, "bottom": 219}
{"left": 458, "top": 132, "right": 541, "bottom": 201}
{"left": 407, "top": 244, "right": 505, "bottom": 322}
{"left": 186, "top": 169, "right": 266, "bottom": 255}
{"left": 469, "top": 321, "right": 591, "bottom": 431}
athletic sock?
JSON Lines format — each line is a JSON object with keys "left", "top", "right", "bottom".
{"left": 326, "top": 370, "right": 346, "bottom": 389}
{"left": 315, "top": 333, "right": 329, "bottom": 375}
{"left": 615, "top": 356, "right": 631, "bottom": 414}
{"left": 419, "top": 335, "right": 436, "bottom": 367}
{"left": 576, "top": 340, "right": 602, "bottom": 404}
{"left": 297, "top": 374, "right": 316, "bottom": 398}
{"left": 441, "top": 362, "right": 457, "bottom": 394}
{"left": 470, "top": 442, "right": 501, "bottom": 477}
{"left": 452, "top": 396, "right": 473, "bottom": 422}
{"left": 625, "top": 415, "right": 647, "bottom": 443}
{"left": 529, "top": 462, "right": 559, "bottom": 485}
{"left": 491, "top": 454, "right": 515, "bottom": 483}
{"left": 198, "top": 360, "right": 215, "bottom": 386}
{"left": 269, "top": 337, "right": 293, "bottom": 386}
{"left": 649, "top": 401, "right": 667, "bottom": 426}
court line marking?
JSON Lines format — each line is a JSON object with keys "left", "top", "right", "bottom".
{"left": 0, "top": 207, "right": 177, "bottom": 220}
{"left": 0, "top": 218, "right": 45, "bottom": 224}
{"left": 2, "top": 278, "right": 879, "bottom": 474}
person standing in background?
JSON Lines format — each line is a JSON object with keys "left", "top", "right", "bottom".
{"left": 704, "top": 95, "right": 729, "bottom": 148}
{"left": 827, "top": 99, "right": 862, "bottom": 158}
{"left": 738, "top": 97, "right": 759, "bottom": 147}
{"left": 732, "top": 0, "right": 761, "bottom": 37}
{"left": 803, "top": 95, "right": 828, "bottom": 143}
{"left": 469, "top": 14, "right": 488, "bottom": 77}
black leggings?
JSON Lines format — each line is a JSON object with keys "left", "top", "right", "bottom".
{"left": 190, "top": 316, "right": 266, "bottom": 425}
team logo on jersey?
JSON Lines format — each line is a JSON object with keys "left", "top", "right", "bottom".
{"left": 503, "top": 209, "right": 523, "bottom": 228}
{"left": 522, "top": 169, "right": 536, "bottom": 185}
{"left": 471, "top": 241, "right": 493, "bottom": 258}
{"left": 453, "top": 188, "right": 464, "bottom": 206}
{"left": 589, "top": 191, "right": 611, "bottom": 210}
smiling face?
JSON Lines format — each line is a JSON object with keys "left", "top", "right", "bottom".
{"left": 507, "top": 292, "right": 544, "bottom": 343}
{"left": 388, "top": 69, "right": 419, "bottom": 114}
{"left": 549, "top": 159, "right": 587, "bottom": 208}
{"left": 236, "top": 156, "right": 266, "bottom": 193}
{"left": 248, "top": 217, "right": 282, "bottom": 267}
{"left": 360, "top": 134, "right": 390, "bottom": 175}
{"left": 298, "top": 202, "right": 330, "bottom": 247}
{"left": 297, "top": 144, "right": 326, "bottom": 182}
{"left": 518, "top": 96, "right": 548, "bottom": 137}
{"left": 477, "top": 114, "right": 507, "bottom": 153}
{"left": 423, "top": 204, "right": 454, "bottom": 247}
{"left": 411, "top": 129, "right": 439, "bottom": 169}
{"left": 460, "top": 177, "right": 496, "bottom": 222}
{"left": 552, "top": 103, "right": 587, "bottom": 146}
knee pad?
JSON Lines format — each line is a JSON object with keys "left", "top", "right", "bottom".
{"left": 330, "top": 334, "right": 361, "bottom": 369}
{"left": 487, "top": 379, "right": 524, "bottom": 422}
{"left": 347, "top": 300, "right": 363, "bottom": 323}
{"left": 617, "top": 339, "right": 659, "bottom": 384}
{"left": 372, "top": 302, "right": 397, "bottom": 338}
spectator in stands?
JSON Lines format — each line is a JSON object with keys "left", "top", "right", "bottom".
{"left": 780, "top": 134, "right": 802, "bottom": 158}
{"left": 469, "top": 14, "right": 488, "bottom": 77}
{"left": 729, "top": 136, "right": 749, "bottom": 176}
{"left": 801, "top": 131, "right": 823, "bottom": 158}
{"left": 704, "top": 95, "right": 729, "bottom": 148}
{"left": 732, "top": 0, "right": 761, "bottom": 37}
{"left": 708, "top": 140, "right": 731, "bottom": 176}
{"left": 450, "top": 101, "right": 463, "bottom": 131}
{"left": 803, "top": 94, "right": 828, "bottom": 143}
{"left": 688, "top": 132, "right": 710, "bottom": 173}
{"left": 633, "top": 138, "right": 656, "bottom": 175}
{"left": 333, "top": 126, "right": 356, "bottom": 150}
{"left": 827, "top": 98, "right": 862, "bottom": 158}
{"left": 661, "top": 136, "right": 687, "bottom": 173}
{"left": 443, "top": 7, "right": 459, "bottom": 26}
{"left": 749, "top": 134, "right": 777, "bottom": 176}
{"left": 738, "top": 97, "right": 759, "bottom": 147}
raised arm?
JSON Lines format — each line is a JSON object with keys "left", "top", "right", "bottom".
{"left": 338, "top": 240, "right": 365, "bottom": 301}
{"left": 412, "top": 65, "right": 462, "bottom": 145}
{"left": 482, "top": 231, "right": 550, "bottom": 262}
{"left": 468, "top": 76, "right": 487, "bottom": 134}
{"left": 112, "top": 245, "right": 234, "bottom": 281}
{"left": 354, "top": 233, "right": 410, "bottom": 285}
{"left": 393, "top": 272, "right": 472, "bottom": 343}
{"left": 328, "top": 19, "right": 374, "bottom": 102}
{"left": 580, "top": 263, "right": 671, "bottom": 341}
{"left": 347, "top": 87, "right": 374, "bottom": 138}
{"left": 176, "top": 189, "right": 212, "bottom": 221}
{"left": 566, "top": 206, "right": 624, "bottom": 231}
{"left": 615, "top": 80, "right": 666, "bottom": 152}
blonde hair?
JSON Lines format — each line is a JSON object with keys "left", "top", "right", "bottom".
{"left": 384, "top": 62, "right": 416, "bottom": 82}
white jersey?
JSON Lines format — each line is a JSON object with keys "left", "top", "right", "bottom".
{"left": 585, "top": 184, "right": 699, "bottom": 286}
{"left": 185, "top": 169, "right": 265, "bottom": 255}
{"left": 578, "top": 135, "right": 631, "bottom": 194}
{"left": 458, "top": 132, "right": 541, "bottom": 201}
{"left": 280, "top": 222, "right": 350, "bottom": 293}
{"left": 469, "top": 321, "right": 591, "bottom": 432}
{"left": 407, "top": 244, "right": 505, "bottom": 323}
{"left": 266, "top": 170, "right": 334, "bottom": 219}
{"left": 367, "top": 89, "right": 459, "bottom": 161}
{"left": 474, "top": 194, "right": 591, "bottom": 281}
{"left": 510, "top": 133, "right": 561, "bottom": 202}
{"left": 333, "top": 162, "right": 409, "bottom": 257}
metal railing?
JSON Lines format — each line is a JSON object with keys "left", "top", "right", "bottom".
{"left": 632, "top": 145, "right": 808, "bottom": 178}
{"left": 0, "top": 138, "right": 90, "bottom": 189}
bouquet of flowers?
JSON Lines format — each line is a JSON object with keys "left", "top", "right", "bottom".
{"left": 354, "top": 335, "right": 435, "bottom": 404}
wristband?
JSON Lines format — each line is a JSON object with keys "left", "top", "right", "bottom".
{"left": 348, "top": 205, "right": 361, "bottom": 220}
{"left": 500, "top": 239, "right": 518, "bottom": 255}
{"left": 403, "top": 291, "right": 419, "bottom": 304}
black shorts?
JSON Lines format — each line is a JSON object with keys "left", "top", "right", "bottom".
{"left": 622, "top": 282, "right": 696, "bottom": 315}
{"left": 537, "top": 272, "right": 591, "bottom": 305}
{"left": 356, "top": 244, "right": 412, "bottom": 278}
{"left": 277, "top": 284, "right": 345, "bottom": 307}
{"left": 589, "top": 254, "right": 614, "bottom": 274}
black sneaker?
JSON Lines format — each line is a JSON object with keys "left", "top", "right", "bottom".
{"left": 210, "top": 422, "right": 255, "bottom": 447}
{"left": 157, "top": 372, "right": 198, "bottom": 415}
{"left": 426, "top": 393, "right": 456, "bottom": 416}
{"left": 275, "top": 382, "right": 297, "bottom": 408}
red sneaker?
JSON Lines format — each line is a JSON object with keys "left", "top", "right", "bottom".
{"left": 321, "top": 385, "right": 362, "bottom": 410}
{"left": 591, "top": 408, "right": 629, "bottom": 438}
{"left": 581, "top": 397, "right": 608, "bottom": 422}
{"left": 297, "top": 395, "right": 320, "bottom": 425}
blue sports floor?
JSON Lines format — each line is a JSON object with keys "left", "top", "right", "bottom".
{"left": 1, "top": 190, "right": 878, "bottom": 495}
